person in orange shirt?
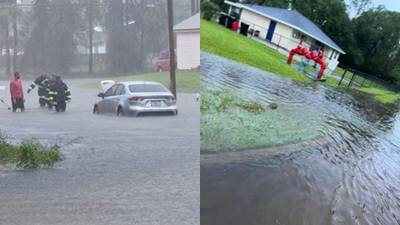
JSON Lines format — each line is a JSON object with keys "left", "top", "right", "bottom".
{"left": 9, "top": 72, "right": 25, "bottom": 112}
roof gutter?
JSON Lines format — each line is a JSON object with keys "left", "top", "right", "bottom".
{"left": 224, "top": 0, "right": 243, "bottom": 8}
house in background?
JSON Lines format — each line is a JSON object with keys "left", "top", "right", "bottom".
{"left": 223, "top": 1, "right": 345, "bottom": 71}
{"left": 174, "top": 13, "right": 200, "bottom": 70}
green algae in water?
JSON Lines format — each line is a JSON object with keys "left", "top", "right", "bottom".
{"left": 201, "top": 91, "right": 323, "bottom": 152}
{"left": 201, "top": 90, "right": 235, "bottom": 113}
{"left": 236, "top": 102, "right": 265, "bottom": 113}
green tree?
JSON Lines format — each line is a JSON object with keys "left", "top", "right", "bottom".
{"left": 22, "top": 0, "right": 80, "bottom": 73}
{"left": 105, "top": 0, "right": 168, "bottom": 74}
{"left": 201, "top": 0, "right": 219, "bottom": 20}
{"left": 21, "top": 0, "right": 51, "bottom": 72}
{"left": 352, "top": 8, "right": 400, "bottom": 79}
{"left": 105, "top": 0, "right": 125, "bottom": 73}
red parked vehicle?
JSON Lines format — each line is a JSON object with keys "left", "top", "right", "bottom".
{"left": 155, "top": 51, "right": 170, "bottom": 72}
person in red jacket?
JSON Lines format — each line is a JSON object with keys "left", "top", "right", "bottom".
{"left": 9, "top": 72, "right": 25, "bottom": 112}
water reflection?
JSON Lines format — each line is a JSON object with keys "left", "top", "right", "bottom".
{"left": 201, "top": 52, "right": 400, "bottom": 225}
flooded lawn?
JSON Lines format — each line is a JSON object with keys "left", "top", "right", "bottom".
{"left": 201, "top": 53, "right": 400, "bottom": 225}
{"left": 200, "top": 53, "right": 329, "bottom": 151}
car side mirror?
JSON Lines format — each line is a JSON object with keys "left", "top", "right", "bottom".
{"left": 98, "top": 93, "right": 105, "bottom": 98}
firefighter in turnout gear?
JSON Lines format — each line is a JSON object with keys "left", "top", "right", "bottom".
{"left": 47, "top": 76, "right": 71, "bottom": 112}
{"left": 27, "top": 74, "right": 50, "bottom": 107}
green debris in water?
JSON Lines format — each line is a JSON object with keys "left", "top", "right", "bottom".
{"left": 236, "top": 102, "right": 265, "bottom": 114}
{"left": 269, "top": 102, "right": 278, "bottom": 110}
{"left": 201, "top": 90, "right": 265, "bottom": 114}
{"left": 0, "top": 134, "right": 63, "bottom": 169}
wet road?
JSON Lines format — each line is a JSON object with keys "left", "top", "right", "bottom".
{"left": 0, "top": 79, "right": 199, "bottom": 225}
{"left": 201, "top": 53, "right": 400, "bottom": 225}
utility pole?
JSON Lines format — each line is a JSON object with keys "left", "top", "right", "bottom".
{"left": 88, "top": 2, "right": 93, "bottom": 73}
{"left": 167, "top": 0, "right": 176, "bottom": 97}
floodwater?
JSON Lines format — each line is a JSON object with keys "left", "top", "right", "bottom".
{"left": 0, "top": 79, "right": 199, "bottom": 225}
{"left": 201, "top": 53, "right": 400, "bottom": 225}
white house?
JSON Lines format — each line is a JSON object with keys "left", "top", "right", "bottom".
{"left": 224, "top": 1, "right": 346, "bottom": 71}
{"left": 174, "top": 13, "right": 200, "bottom": 70}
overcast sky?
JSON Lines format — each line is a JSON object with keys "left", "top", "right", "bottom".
{"left": 372, "top": 0, "right": 400, "bottom": 11}
{"left": 346, "top": 0, "right": 400, "bottom": 17}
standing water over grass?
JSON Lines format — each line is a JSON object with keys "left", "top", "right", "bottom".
{"left": 201, "top": 53, "right": 400, "bottom": 225}
{"left": 201, "top": 53, "right": 327, "bottom": 151}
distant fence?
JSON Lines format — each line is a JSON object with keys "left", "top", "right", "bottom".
{"left": 336, "top": 64, "right": 400, "bottom": 92}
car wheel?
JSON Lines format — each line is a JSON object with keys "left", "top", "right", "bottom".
{"left": 93, "top": 105, "right": 99, "bottom": 114}
{"left": 173, "top": 110, "right": 178, "bottom": 116}
{"left": 117, "top": 107, "right": 125, "bottom": 117}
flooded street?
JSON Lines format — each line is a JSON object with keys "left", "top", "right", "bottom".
{"left": 201, "top": 53, "right": 400, "bottom": 225}
{"left": 0, "top": 79, "right": 200, "bottom": 225}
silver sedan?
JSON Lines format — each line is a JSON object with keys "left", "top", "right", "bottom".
{"left": 93, "top": 81, "right": 178, "bottom": 116}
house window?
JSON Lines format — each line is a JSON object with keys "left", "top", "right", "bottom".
{"left": 330, "top": 50, "right": 335, "bottom": 60}
{"left": 334, "top": 52, "right": 339, "bottom": 60}
{"left": 230, "top": 6, "right": 241, "bottom": 19}
{"left": 329, "top": 51, "right": 339, "bottom": 60}
{"left": 292, "top": 30, "right": 304, "bottom": 39}
{"left": 310, "top": 40, "right": 323, "bottom": 52}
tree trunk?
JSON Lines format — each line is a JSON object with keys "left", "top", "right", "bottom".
{"left": 88, "top": 3, "right": 93, "bottom": 73}
{"left": 5, "top": 16, "right": 11, "bottom": 75}
{"left": 13, "top": 15, "right": 17, "bottom": 72}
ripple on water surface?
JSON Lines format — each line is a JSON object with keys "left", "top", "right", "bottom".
{"left": 201, "top": 53, "right": 328, "bottom": 151}
{"left": 201, "top": 52, "right": 400, "bottom": 225}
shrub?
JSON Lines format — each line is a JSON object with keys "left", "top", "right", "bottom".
{"left": 201, "top": 0, "right": 219, "bottom": 21}
{"left": 0, "top": 135, "right": 63, "bottom": 169}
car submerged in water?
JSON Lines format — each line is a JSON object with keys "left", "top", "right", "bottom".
{"left": 93, "top": 81, "right": 178, "bottom": 117}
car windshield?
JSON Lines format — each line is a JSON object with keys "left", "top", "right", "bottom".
{"left": 129, "top": 84, "right": 169, "bottom": 93}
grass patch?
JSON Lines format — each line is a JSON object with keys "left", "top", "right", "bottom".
{"left": 357, "top": 87, "right": 400, "bottom": 104}
{"left": 201, "top": 19, "right": 399, "bottom": 104}
{"left": 0, "top": 135, "right": 63, "bottom": 169}
{"left": 81, "top": 70, "right": 199, "bottom": 93}
{"left": 200, "top": 90, "right": 265, "bottom": 114}
{"left": 201, "top": 20, "right": 308, "bottom": 83}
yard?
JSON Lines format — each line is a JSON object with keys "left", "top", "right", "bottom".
{"left": 81, "top": 69, "right": 200, "bottom": 93}
{"left": 201, "top": 19, "right": 400, "bottom": 104}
